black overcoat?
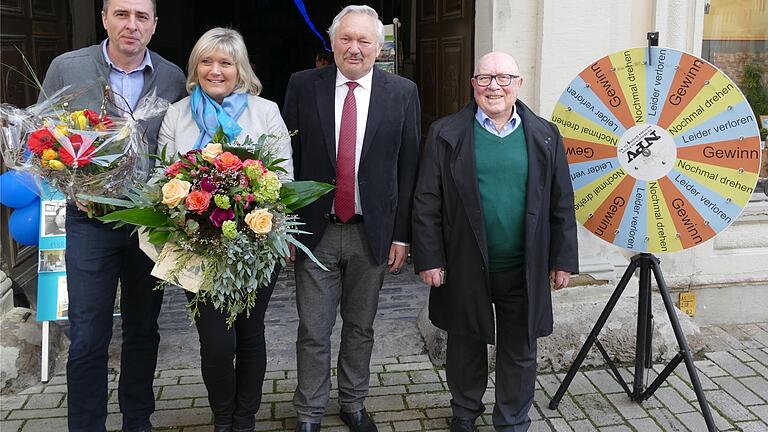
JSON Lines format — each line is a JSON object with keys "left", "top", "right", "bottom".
{"left": 412, "top": 100, "right": 579, "bottom": 344}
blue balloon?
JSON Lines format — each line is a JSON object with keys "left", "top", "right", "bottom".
{"left": 9, "top": 198, "right": 41, "bottom": 246}
{"left": 0, "top": 170, "right": 39, "bottom": 208}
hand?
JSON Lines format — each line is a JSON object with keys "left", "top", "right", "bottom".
{"left": 387, "top": 243, "right": 408, "bottom": 273}
{"left": 550, "top": 270, "right": 571, "bottom": 290}
{"left": 75, "top": 199, "right": 88, "bottom": 212}
{"left": 420, "top": 268, "right": 444, "bottom": 287}
{"left": 284, "top": 242, "right": 297, "bottom": 265}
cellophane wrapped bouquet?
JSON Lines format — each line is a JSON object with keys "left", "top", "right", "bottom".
{"left": 96, "top": 131, "right": 333, "bottom": 324}
{"left": 0, "top": 85, "right": 169, "bottom": 215}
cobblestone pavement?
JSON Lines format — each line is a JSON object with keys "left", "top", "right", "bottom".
{"left": 2, "top": 264, "right": 768, "bottom": 431}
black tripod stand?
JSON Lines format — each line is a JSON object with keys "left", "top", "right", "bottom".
{"left": 548, "top": 253, "right": 717, "bottom": 431}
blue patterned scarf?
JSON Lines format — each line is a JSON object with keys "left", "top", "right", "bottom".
{"left": 190, "top": 86, "right": 248, "bottom": 149}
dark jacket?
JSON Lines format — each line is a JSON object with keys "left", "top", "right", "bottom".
{"left": 412, "top": 100, "right": 579, "bottom": 344}
{"left": 282, "top": 65, "right": 421, "bottom": 264}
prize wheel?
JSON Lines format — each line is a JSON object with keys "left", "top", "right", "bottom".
{"left": 552, "top": 47, "right": 762, "bottom": 253}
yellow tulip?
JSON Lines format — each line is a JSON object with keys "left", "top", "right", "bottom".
{"left": 42, "top": 149, "right": 58, "bottom": 161}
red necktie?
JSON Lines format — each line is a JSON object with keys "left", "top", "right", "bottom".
{"left": 335, "top": 81, "right": 358, "bottom": 222}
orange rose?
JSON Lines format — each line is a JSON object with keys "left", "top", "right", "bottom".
{"left": 214, "top": 152, "right": 243, "bottom": 171}
{"left": 185, "top": 190, "right": 212, "bottom": 214}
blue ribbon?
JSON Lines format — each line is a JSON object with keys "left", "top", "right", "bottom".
{"left": 292, "top": 0, "right": 331, "bottom": 52}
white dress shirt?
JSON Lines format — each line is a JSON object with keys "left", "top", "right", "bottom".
{"left": 333, "top": 67, "right": 373, "bottom": 215}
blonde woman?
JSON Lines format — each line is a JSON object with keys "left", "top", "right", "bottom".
{"left": 158, "top": 28, "right": 293, "bottom": 432}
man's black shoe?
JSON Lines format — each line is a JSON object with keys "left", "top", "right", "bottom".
{"left": 295, "top": 421, "right": 320, "bottom": 432}
{"left": 450, "top": 416, "right": 478, "bottom": 432}
{"left": 340, "top": 408, "right": 378, "bottom": 432}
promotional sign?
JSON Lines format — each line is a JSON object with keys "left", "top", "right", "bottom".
{"left": 552, "top": 47, "right": 762, "bottom": 253}
{"left": 375, "top": 23, "right": 397, "bottom": 74}
{"left": 36, "top": 196, "right": 68, "bottom": 321}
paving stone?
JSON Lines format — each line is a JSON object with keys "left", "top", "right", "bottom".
{"left": 678, "top": 362, "right": 719, "bottom": 390}
{"left": 652, "top": 387, "right": 696, "bottom": 413}
{"left": 605, "top": 393, "right": 649, "bottom": 420}
{"left": 391, "top": 419, "right": 422, "bottom": 430}
{"left": 706, "top": 352, "right": 757, "bottom": 378}
{"left": 0, "top": 420, "right": 23, "bottom": 432}
{"left": 557, "top": 372, "right": 597, "bottom": 396}
{"left": 1, "top": 395, "right": 28, "bottom": 411}
{"left": 7, "top": 408, "right": 66, "bottom": 420}
{"left": 264, "top": 370, "right": 285, "bottom": 380}
{"left": 584, "top": 370, "right": 623, "bottom": 394}
{"left": 408, "top": 370, "right": 441, "bottom": 384}
{"left": 555, "top": 394, "right": 587, "bottom": 422}
{"left": 749, "top": 362, "right": 768, "bottom": 379}
{"left": 159, "top": 383, "right": 208, "bottom": 399}
{"left": 573, "top": 394, "right": 623, "bottom": 427}
{"left": 548, "top": 417, "right": 574, "bottom": 432}
{"left": 398, "top": 354, "right": 431, "bottom": 363}
{"left": 366, "top": 394, "right": 406, "bottom": 411}
{"left": 734, "top": 420, "right": 768, "bottom": 432}
{"left": 626, "top": 417, "right": 664, "bottom": 432}
{"left": 424, "top": 407, "right": 452, "bottom": 418}
{"left": 647, "top": 407, "right": 690, "bottom": 431}
{"left": 695, "top": 359, "right": 729, "bottom": 379}
{"left": 421, "top": 417, "right": 450, "bottom": 429}
{"left": 739, "top": 376, "right": 768, "bottom": 403}
{"left": 177, "top": 376, "right": 203, "bottom": 385}
{"left": 750, "top": 404, "right": 768, "bottom": 423}
{"left": 530, "top": 420, "right": 553, "bottom": 431}
{"left": 372, "top": 409, "right": 424, "bottom": 422}
{"left": 275, "top": 378, "right": 297, "bottom": 393}
{"left": 597, "top": 426, "right": 632, "bottom": 432}
{"left": 713, "top": 376, "right": 764, "bottom": 406}
{"left": 384, "top": 362, "right": 434, "bottom": 372}
{"left": 537, "top": 374, "right": 563, "bottom": 398}
{"left": 379, "top": 372, "right": 410, "bottom": 386}
{"left": 665, "top": 374, "right": 697, "bottom": 401}
{"left": 22, "top": 393, "right": 63, "bottom": 410}
{"left": 368, "top": 385, "right": 407, "bottom": 396}
{"left": 568, "top": 419, "right": 598, "bottom": 432}
{"left": 17, "top": 386, "right": 43, "bottom": 395}
{"left": 746, "top": 348, "right": 768, "bottom": 365}
{"left": 159, "top": 368, "right": 203, "bottom": 378}
{"left": 406, "top": 383, "right": 444, "bottom": 393}
{"left": 156, "top": 398, "right": 194, "bottom": 410}
{"left": 19, "top": 417, "right": 67, "bottom": 431}
{"left": 677, "top": 409, "right": 734, "bottom": 432}
{"left": 151, "top": 407, "right": 212, "bottom": 427}
{"left": 405, "top": 392, "right": 451, "bottom": 409}
{"left": 730, "top": 350, "right": 756, "bottom": 362}
{"left": 706, "top": 390, "right": 757, "bottom": 422}
{"left": 46, "top": 376, "right": 66, "bottom": 386}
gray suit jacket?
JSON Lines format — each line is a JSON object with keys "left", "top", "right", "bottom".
{"left": 39, "top": 44, "right": 187, "bottom": 158}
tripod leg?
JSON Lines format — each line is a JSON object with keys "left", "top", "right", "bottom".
{"left": 651, "top": 260, "right": 718, "bottom": 432}
{"left": 548, "top": 257, "right": 640, "bottom": 409}
{"left": 633, "top": 256, "right": 652, "bottom": 400}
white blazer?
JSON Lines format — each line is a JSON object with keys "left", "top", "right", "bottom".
{"left": 158, "top": 94, "right": 294, "bottom": 181}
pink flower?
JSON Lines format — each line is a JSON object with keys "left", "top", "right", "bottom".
{"left": 209, "top": 208, "right": 235, "bottom": 228}
{"left": 165, "top": 160, "right": 187, "bottom": 177}
{"left": 200, "top": 177, "right": 217, "bottom": 192}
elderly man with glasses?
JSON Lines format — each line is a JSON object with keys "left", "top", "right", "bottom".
{"left": 411, "top": 52, "right": 578, "bottom": 432}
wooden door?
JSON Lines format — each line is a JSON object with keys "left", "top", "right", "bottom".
{"left": 416, "top": 0, "right": 474, "bottom": 140}
{"left": 1, "top": 0, "right": 71, "bottom": 302}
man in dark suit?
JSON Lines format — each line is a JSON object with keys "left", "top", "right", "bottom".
{"left": 282, "top": 5, "right": 420, "bottom": 432}
{"left": 412, "top": 52, "right": 578, "bottom": 432}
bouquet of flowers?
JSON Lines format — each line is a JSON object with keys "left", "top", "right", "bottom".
{"left": 1, "top": 84, "right": 170, "bottom": 215}
{"left": 96, "top": 130, "right": 333, "bottom": 324}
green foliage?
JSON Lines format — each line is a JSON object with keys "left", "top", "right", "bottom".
{"left": 741, "top": 63, "right": 768, "bottom": 140}
{"left": 98, "top": 207, "right": 169, "bottom": 227}
{"left": 281, "top": 181, "right": 335, "bottom": 212}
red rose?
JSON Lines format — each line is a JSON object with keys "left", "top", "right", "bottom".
{"left": 165, "top": 160, "right": 187, "bottom": 177}
{"left": 28, "top": 129, "right": 56, "bottom": 155}
{"left": 58, "top": 134, "right": 95, "bottom": 167}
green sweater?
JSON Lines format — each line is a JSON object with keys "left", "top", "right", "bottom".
{"left": 474, "top": 120, "right": 528, "bottom": 272}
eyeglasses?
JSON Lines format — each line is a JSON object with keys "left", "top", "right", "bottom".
{"left": 472, "top": 74, "right": 519, "bottom": 87}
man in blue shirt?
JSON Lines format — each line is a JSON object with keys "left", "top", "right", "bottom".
{"left": 38, "top": 0, "right": 186, "bottom": 431}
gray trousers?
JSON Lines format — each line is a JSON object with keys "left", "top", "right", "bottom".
{"left": 293, "top": 222, "right": 386, "bottom": 422}
{"left": 446, "top": 267, "right": 536, "bottom": 432}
